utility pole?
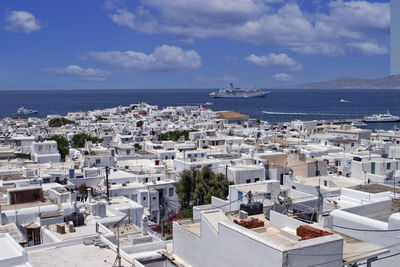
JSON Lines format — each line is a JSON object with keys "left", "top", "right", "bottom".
{"left": 160, "top": 196, "right": 166, "bottom": 237}
{"left": 105, "top": 166, "right": 110, "bottom": 202}
{"left": 315, "top": 161, "right": 322, "bottom": 220}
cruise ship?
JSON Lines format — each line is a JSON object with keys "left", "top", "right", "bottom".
{"left": 16, "top": 106, "right": 38, "bottom": 115}
{"left": 209, "top": 84, "right": 269, "bottom": 98}
{"left": 363, "top": 110, "right": 400, "bottom": 123}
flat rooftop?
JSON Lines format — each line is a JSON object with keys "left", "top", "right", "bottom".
{"left": 354, "top": 184, "right": 400, "bottom": 194}
{"left": 28, "top": 243, "right": 131, "bottom": 267}
{"left": 49, "top": 223, "right": 107, "bottom": 241}
{"left": 300, "top": 176, "right": 363, "bottom": 191}
{"left": 0, "top": 234, "right": 23, "bottom": 261}
{"left": 1, "top": 199, "right": 53, "bottom": 211}
{"left": 337, "top": 232, "right": 389, "bottom": 263}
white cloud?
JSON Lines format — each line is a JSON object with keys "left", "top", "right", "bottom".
{"left": 245, "top": 53, "right": 303, "bottom": 71}
{"left": 44, "top": 65, "right": 111, "bottom": 81}
{"left": 5, "top": 11, "right": 41, "bottom": 33}
{"left": 81, "top": 45, "right": 201, "bottom": 72}
{"left": 109, "top": 9, "right": 135, "bottom": 29}
{"left": 272, "top": 73, "right": 294, "bottom": 82}
{"left": 196, "top": 74, "right": 237, "bottom": 82}
{"left": 347, "top": 42, "right": 389, "bottom": 55}
{"left": 106, "top": 1, "right": 389, "bottom": 56}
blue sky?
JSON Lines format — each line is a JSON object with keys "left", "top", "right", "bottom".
{"left": 0, "top": 0, "right": 391, "bottom": 89}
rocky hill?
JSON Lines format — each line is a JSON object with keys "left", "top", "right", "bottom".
{"left": 292, "top": 75, "right": 400, "bottom": 89}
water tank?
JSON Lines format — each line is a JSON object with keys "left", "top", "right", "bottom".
{"left": 353, "top": 156, "right": 362, "bottom": 162}
{"left": 240, "top": 202, "right": 263, "bottom": 215}
{"left": 64, "top": 212, "right": 84, "bottom": 227}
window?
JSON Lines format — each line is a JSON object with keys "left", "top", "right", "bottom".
{"left": 153, "top": 196, "right": 156, "bottom": 200}
{"left": 371, "top": 162, "right": 376, "bottom": 174}
{"left": 246, "top": 179, "right": 251, "bottom": 183}
{"left": 145, "top": 178, "right": 149, "bottom": 183}
{"left": 324, "top": 180, "right": 328, "bottom": 187}
{"left": 387, "top": 163, "right": 391, "bottom": 170}
{"left": 169, "top": 188, "right": 174, "bottom": 197}
{"left": 126, "top": 150, "right": 130, "bottom": 155}
{"left": 255, "top": 178, "right": 260, "bottom": 182}
{"left": 157, "top": 177, "right": 161, "bottom": 181}
{"left": 143, "top": 196, "right": 146, "bottom": 201}
{"left": 264, "top": 193, "right": 271, "bottom": 199}
{"left": 238, "top": 191, "right": 243, "bottom": 200}
{"left": 351, "top": 143, "right": 355, "bottom": 147}
{"left": 95, "top": 159, "right": 101, "bottom": 164}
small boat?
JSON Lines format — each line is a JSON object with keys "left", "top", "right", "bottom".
{"left": 204, "top": 102, "right": 213, "bottom": 106}
{"left": 340, "top": 99, "right": 349, "bottom": 103}
{"left": 363, "top": 110, "right": 400, "bottom": 123}
{"left": 16, "top": 106, "right": 38, "bottom": 115}
{"left": 351, "top": 121, "right": 367, "bottom": 127}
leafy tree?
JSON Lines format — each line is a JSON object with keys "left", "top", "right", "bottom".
{"left": 79, "top": 183, "right": 88, "bottom": 196}
{"left": 48, "top": 117, "right": 74, "bottom": 127}
{"left": 175, "top": 170, "right": 195, "bottom": 208}
{"left": 158, "top": 130, "right": 196, "bottom": 141}
{"left": 71, "top": 133, "right": 103, "bottom": 148}
{"left": 95, "top": 116, "right": 107, "bottom": 122}
{"left": 48, "top": 135, "right": 69, "bottom": 160}
{"left": 175, "top": 167, "right": 232, "bottom": 208}
{"left": 15, "top": 153, "right": 31, "bottom": 160}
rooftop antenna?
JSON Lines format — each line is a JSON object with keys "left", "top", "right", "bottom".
{"left": 112, "top": 212, "right": 130, "bottom": 267}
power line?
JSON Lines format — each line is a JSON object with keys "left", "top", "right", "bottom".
{"left": 333, "top": 224, "right": 400, "bottom": 232}
{"left": 356, "top": 251, "right": 400, "bottom": 266}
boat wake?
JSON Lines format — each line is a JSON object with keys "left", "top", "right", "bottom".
{"left": 262, "top": 111, "right": 307, "bottom": 115}
{"left": 262, "top": 111, "right": 350, "bottom": 116}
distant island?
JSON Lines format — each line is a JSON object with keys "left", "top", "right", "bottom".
{"left": 289, "top": 75, "right": 400, "bottom": 89}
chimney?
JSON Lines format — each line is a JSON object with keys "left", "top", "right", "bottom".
{"left": 141, "top": 215, "right": 148, "bottom": 235}
{"left": 0, "top": 205, "right": 3, "bottom": 226}
{"left": 87, "top": 188, "right": 92, "bottom": 203}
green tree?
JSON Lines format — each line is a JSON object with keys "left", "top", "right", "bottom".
{"left": 71, "top": 133, "right": 103, "bottom": 148}
{"left": 175, "top": 170, "right": 195, "bottom": 208}
{"left": 15, "top": 153, "right": 31, "bottom": 160}
{"left": 48, "top": 135, "right": 69, "bottom": 160}
{"left": 48, "top": 117, "right": 74, "bottom": 127}
{"left": 175, "top": 167, "right": 232, "bottom": 208}
{"left": 158, "top": 130, "right": 196, "bottom": 141}
{"left": 79, "top": 183, "right": 88, "bottom": 196}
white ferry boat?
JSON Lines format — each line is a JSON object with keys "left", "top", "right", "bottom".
{"left": 363, "top": 110, "right": 400, "bottom": 123}
{"left": 209, "top": 83, "right": 269, "bottom": 98}
{"left": 351, "top": 121, "right": 367, "bottom": 127}
{"left": 16, "top": 106, "right": 38, "bottom": 115}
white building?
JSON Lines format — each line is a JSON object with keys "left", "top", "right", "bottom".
{"left": 30, "top": 141, "right": 60, "bottom": 163}
{"left": 173, "top": 209, "right": 384, "bottom": 267}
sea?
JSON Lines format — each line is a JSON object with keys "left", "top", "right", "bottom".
{"left": 1, "top": 88, "right": 400, "bottom": 130}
